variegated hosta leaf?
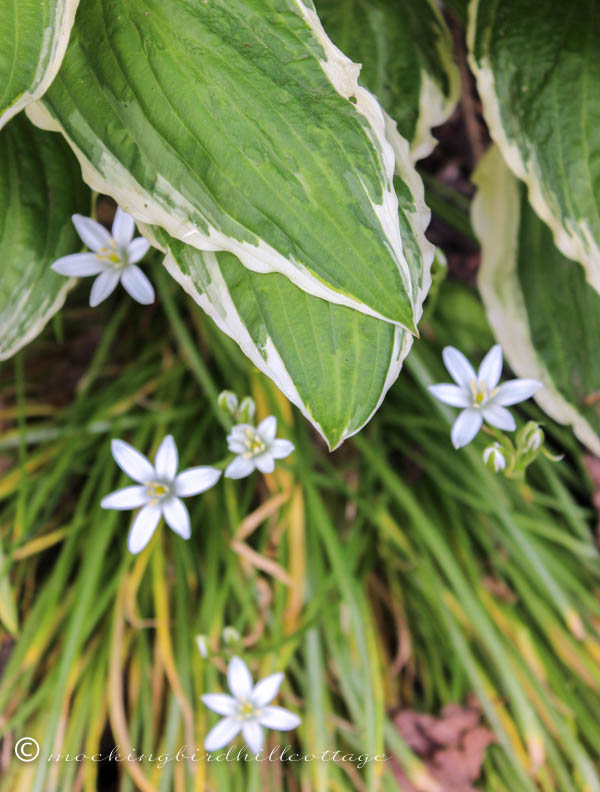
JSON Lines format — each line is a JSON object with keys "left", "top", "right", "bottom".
{"left": 146, "top": 150, "right": 432, "bottom": 448}
{"left": 473, "top": 147, "right": 600, "bottom": 456}
{"left": 468, "top": 0, "right": 600, "bottom": 293}
{"left": 0, "top": 0, "right": 79, "bottom": 129}
{"left": 27, "top": 0, "right": 432, "bottom": 334}
{"left": 154, "top": 233, "right": 410, "bottom": 450}
{"left": 316, "top": 0, "right": 460, "bottom": 161}
{"left": 0, "top": 115, "right": 89, "bottom": 360}
{"left": 146, "top": 126, "right": 433, "bottom": 448}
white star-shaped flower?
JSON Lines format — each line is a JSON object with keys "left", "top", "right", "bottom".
{"left": 428, "top": 345, "right": 542, "bottom": 449}
{"left": 101, "top": 435, "right": 221, "bottom": 553}
{"left": 202, "top": 656, "right": 301, "bottom": 753}
{"left": 225, "top": 416, "right": 294, "bottom": 479}
{"left": 51, "top": 207, "right": 154, "bottom": 306}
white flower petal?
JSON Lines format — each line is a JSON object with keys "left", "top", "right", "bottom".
{"left": 442, "top": 346, "right": 477, "bottom": 389}
{"left": 111, "top": 207, "right": 136, "bottom": 248}
{"left": 483, "top": 445, "right": 506, "bottom": 472}
{"left": 127, "top": 504, "right": 161, "bottom": 554}
{"left": 111, "top": 439, "right": 155, "bottom": 483}
{"left": 225, "top": 456, "right": 255, "bottom": 480}
{"left": 175, "top": 467, "right": 221, "bottom": 497}
{"left": 270, "top": 439, "right": 294, "bottom": 460}
{"left": 478, "top": 345, "right": 503, "bottom": 390}
{"left": 89, "top": 270, "right": 120, "bottom": 307}
{"left": 201, "top": 694, "right": 237, "bottom": 716}
{"left": 251, "top": 673, "right": 284, "bottom": 707}
{"left": 494, "top": 454, "right": 507, "bottom": 472}
{"left": 229, "top": 424, "right": 251, "bottom": 438}
{"left": 482, "top": 405, "right": 516, "bottom": 432}
{"left": 100, "top": 485, "right": 148, "bottom": 510}
{"left": 427, "top": 384, "right": 470, "bottom": 408}
{"left": 204, "top": 718, "right": 242, "bottom": 752}
{"left": 127, "top": 236, "right": 151, "bottom": 264}
{"left": 242, "top": 721, "right": 264, "bottom": 754}
{"left": 120, "top": 265, "right": 155, "bottom": 305}
{"left": 162, "top": 497, "right": 191, "bottom": 539}
{"left": 154, "top": 435, "right": 178, "bottom": 480}
{"left": 257, "top": 416, "right": 277, "bottom": 444}
{"left": 258, "top": 706, "right": 301, "bottom": 731}
{"left": 451, "top": 409, "right": 483, "bottom": 449}
{"left": 227, "top": 425, "right": 252, "bottom": 454}
{"left": 254, "top": 453, "right": 275, "bottom": 474}
{"left": 494, "top": 379, "right": 542, "bottom": 406}
{"left": 51, "top": 253, "right": 106, "bottom": 277}
{"left": 228, "top": 438, "right": 248, "bottom": 455}
{"left": 228, "top": 656, "right": 253, "bottom": 700}
{"left": 72, "top": 214, "right": 112, "bottom": 251}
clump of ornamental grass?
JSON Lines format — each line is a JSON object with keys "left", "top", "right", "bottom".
{"left": 0, "top": 271, "right": 599, "bottom": 792}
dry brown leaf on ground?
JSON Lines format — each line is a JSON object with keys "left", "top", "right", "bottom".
{"left": 392, "top": 699, "right": 496, "bottom": 791}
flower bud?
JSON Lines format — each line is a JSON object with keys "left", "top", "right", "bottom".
{"left": 218, "top": 390, "right": 239, "bottom": 416}
{"left": 483, "top": 442, "right": 506, "bottom": 473}
{"left": 237, "top": 396, "right": 256, "bottom": 423}
{"left": 522, "top": 423, "right": 544, "bottom": 453}
{"left": 222, "top": 626, "right": 240, "bottom": 646}
{"left": 195, "top": 634, "right": 209, "bottom": 658}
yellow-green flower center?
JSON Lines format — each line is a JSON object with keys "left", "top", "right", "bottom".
{"left": 240, "top": 701, "right": 255, "bottom": 717}
{"left": 242, "top": 428, "right": 266, "bottom": 458}
{"left": 469, "top": 380, "right": 498, "bottom": 407}
{"left": 96, "top": 242, "right": 126, "bottom": 268}
{"left": 146, "top": 482, "right": 169, "bottom": 499}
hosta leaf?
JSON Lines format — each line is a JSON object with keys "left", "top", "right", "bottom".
{"left": 0, "top": 115, "right": 89, "bottom": 360}
{"left": 468, "top": 0, "right": 600, "bottom": 292}
{"left": 146, "top": 139, "right": 433, "bottom": 449}
{"left": 155, "top": 235, "right": 410, "bottom": 450}
{"left": 27, "top": 0, "right": 430, "bottom": 332}
{"left": 316, "top": 0, "right": 460, "bottom": 161}
{"left": 0, "top": 0, "right": 79, "bottom": 129}
{"left": 473, "top": 146, "right": 600, "bottom": 456}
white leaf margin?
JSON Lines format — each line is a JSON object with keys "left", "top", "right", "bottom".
{"left": 295, "top": 0, "right": 415, "bottom": 314}
{"left": 467, "top": 0, "right": 600, "bottom": 294}
{"left": 143, "top": 224, "right": 411, "bottom": 450}
{"left": 0, "top": 278, "right": 75, "bottom": 361}
{"left": 26, "top": 0, "right": 427, "bottom": 330}
{"left": 472, "top": 145, "right": 600, "bottom": 456}
{"left": 383, "top": 111, "right": 435, "bottom": 318}
{"left": 0, "top": 0, "right": 80, "bottom": 130}
{"left": 139, "top": 117, "right": 433, "bottom": 449}
{"left": 411, "top": 0, "right": 461, "bottom": 163}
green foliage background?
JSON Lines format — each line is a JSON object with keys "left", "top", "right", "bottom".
{"left": 1, "top": 1, "right": 600, "bottom": 790}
